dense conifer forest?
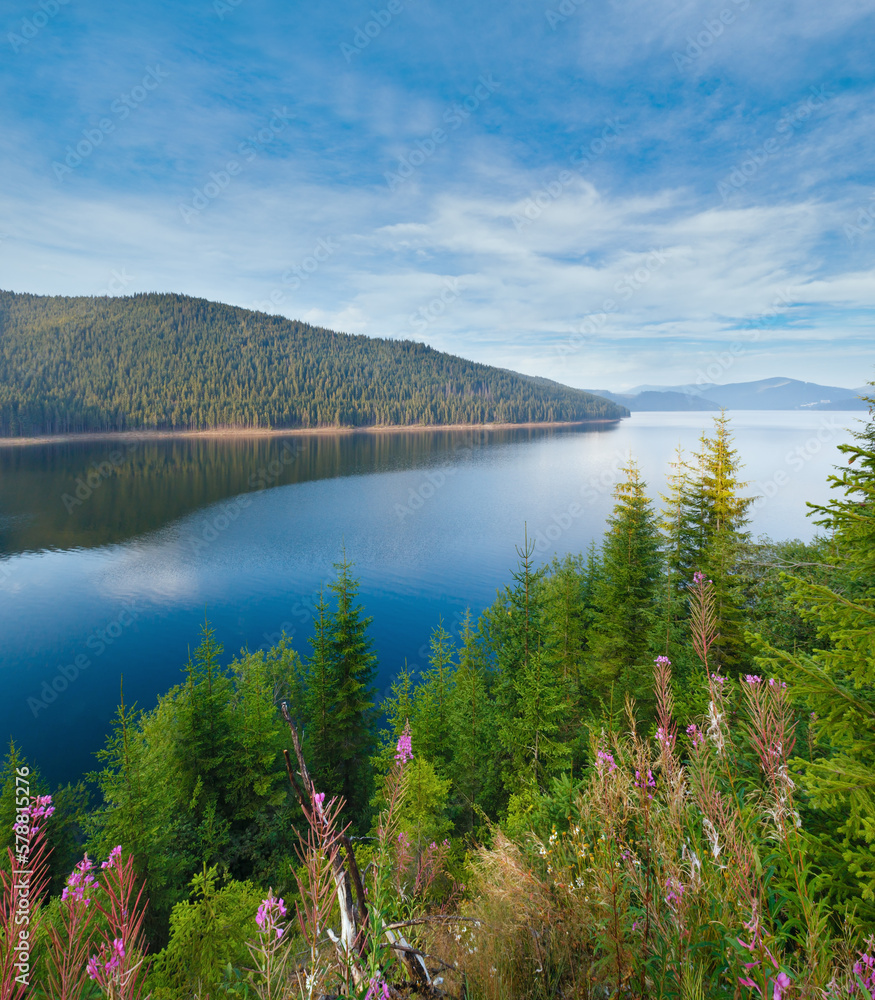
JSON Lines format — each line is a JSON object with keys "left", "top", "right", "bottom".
{"left": 3, "top": 402, "right": 874, "bottom": 999}
{"left": 0, "top": 291, "right": 627, "bottom": 436}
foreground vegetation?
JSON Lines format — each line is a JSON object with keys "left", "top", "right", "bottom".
{"left": 1, "top": 400, "right": 873, "bottom": 998}
{"left": 0, "top": 291, "right": 627, "bottom": 436}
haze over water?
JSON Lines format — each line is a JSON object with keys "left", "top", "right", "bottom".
{"left": 0, "top": 410, "right": 861, "bottom": 785}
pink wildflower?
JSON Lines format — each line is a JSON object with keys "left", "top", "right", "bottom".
{"left": 395, "top": 721, "right": 413, "bottom": 764}
{"left": 365, "top": 976, "right": 390, "bottom": 1000}
{"left": 744, "top": 674, "right": 763, "bottom": 685}
{"left": 86, "top": 938, "right": 126, "bottom": 984}
{"left": 655, "top": 726, "right": 675, "bottom": 748}
{"left": 773, "top": 972, "right": 791, "bottom": 1000}
{"left": 853, "top": 945, "right": 875, "bottom": 993}
{"left": 62, "top": 854, "right": 97, "bottom": 905}
{"left": 665, "top": 876, "right": 685, "bottom": 906}
{"left": 256, "top": 892, "right": 288, "bottom": 939}
{"left": 101, "top": 845, "right": 123, "bottom": 870}
{"left": 596, "top": 750, "right": 617, "bottom": 773}
{"left": 634, "top": 769, "right": 656, "bottom": 798}
{"left": 30, "top": 795, "right": 54, "bottom": 819}
{"left": 686, "top": 723, "right": 705, "bottom": 748}
{"left": 654, "top": 655, "right": 672, "bottom": 667}
{"left": 710, "top": 672, "right": 725, "bottom": 686}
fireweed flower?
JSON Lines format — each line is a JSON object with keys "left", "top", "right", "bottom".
{"left": 596, "top": 750, "right": 617, "bottom": 773}
{"left": 744, "top": 674, "right": 763, "bottom": 685}
{"left": 101, "top": 844, "right": 122, "bottom": 870}
{"left": 312, "top": 791, "right": 325, "bottom": 820}
{"left": 30, "top": 794, "right": 55, "bottom": 820}
{"left": 773, "top": 971, "right": 791, "bottom": 1000}
{"left": 62, "top": 854, "right": 97, "bottom": 905}
{"left": 87, "top": 938, "right": 126, "bottom": 984}
{"left": 853, "top": 945, "right": 875, "bottom": 993}
{"left": 256, "top": 893, "right": 288, "bottom": 939}
{"left": 395, "top": 722, "right": 413, "bottom": 764}
{"left": 365, "top": 976, "right": 390, "bottom": 1000}
{"left": 686, "top": 723, "right": 705, "bottom": 749}
{"left": 665, "top": 877, "right": 685, "bottom": 906}
{"left": 635, "top": 769, "right": 656, "bottom": 799}
{"left": 655, "top": 726, "right": 675, "bottom": 748}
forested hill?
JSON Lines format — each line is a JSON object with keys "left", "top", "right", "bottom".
{"left": 0, "top": 291, "right": 627, "bottom": 436}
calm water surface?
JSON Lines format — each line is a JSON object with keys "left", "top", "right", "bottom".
{"left": 0, "top": 411, "right": 863, "bottom": 785}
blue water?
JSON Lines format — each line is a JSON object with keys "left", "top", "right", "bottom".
{"left": 0, "top": 411, "right": 863, "bottom": 785}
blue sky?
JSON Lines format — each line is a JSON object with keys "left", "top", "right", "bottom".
{"left": 1, "top": 0, "right": 873, "bottom": 391}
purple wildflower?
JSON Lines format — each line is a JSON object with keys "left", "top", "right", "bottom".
{"left": 87, "top": 938, "right": 127, "bottom": 984}
{"left": 30, "top": 795, "right": 54, "bottom": 820}
{"left": 365, "top": 976, "right": 390, "bottom": 1000}
{"left": 773, "top": 972, "right": 791, "bottom": 1000}
{"left": 853, "top": 946, "right": 875, "bottom": 994}
{"left": 710, "top": 672, "right": 725, "bottom": 687}
{"left": 101, "top": 845, "right": 123, "bottom": 870}
{"left": 665, "top": 877, "right": 685, "bottom": 906}
{"left": 256, "top": 892, "right": 288, "bottom": 939}
{"left": 654, "top": 655, "right": 672, "bottom": 667}
{"left": 744, "top": 674, "right": 763, "bottom": 685}
{"left": 655, "top": 726, "right": 675, "bottom": 748}
{"left": 62, "top": 854, "right": 97, "bottom": 905}
{"left": 596, "top": 750, "right": 617, "bottom": 773}
{"left": 634, "top": 769, "right": 656, "bottom": 799}
{"left": 395, "top": 721, "right": 413, "bottom": 764}
{"left": 686, "top": 723, "right": 705, "bottom": 749}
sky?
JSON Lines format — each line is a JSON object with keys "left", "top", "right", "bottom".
{"left": 1, "top": 0, "right": 873, "bottom": 392}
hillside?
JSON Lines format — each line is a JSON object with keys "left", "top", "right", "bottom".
{"left": 0, "top": 291, "right": 627, "bottom": 436}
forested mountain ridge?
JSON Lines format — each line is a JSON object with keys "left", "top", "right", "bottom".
{"left": 0, "top": 290, "right": 627, "bottom": 436}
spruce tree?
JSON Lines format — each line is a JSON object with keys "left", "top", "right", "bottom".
{"left": 661, "top": 414, "right": 754, "bottom": 674}
{"left": 489, "top": 532, "right": 567, "bottom": 796}
{"left": 447, "top": 610, "right": 492, "bottom": 830}
{"left": 326, "top": 554, "right": 378, "bottom": 825}
{"left": 759, "top": 391, "right": 875, "bottom": 916}
{"left": 303, "top": 587, "right": 339, "bottom": 793}
{"left": 411, "top": 619, "right": 455, "bottom": 772}
{"left": 587, "top": 459, "right": 662, "bottom": 715}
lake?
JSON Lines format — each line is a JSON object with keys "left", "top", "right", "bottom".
{"left": 0, "top": 410, "right": 864, "bottom": 786}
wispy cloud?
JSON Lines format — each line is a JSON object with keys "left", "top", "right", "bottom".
{"left": 0, "top": 0, "right": 872, "bottom": 389}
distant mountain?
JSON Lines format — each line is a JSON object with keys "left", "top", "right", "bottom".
{"left": 0, "top": 291, "right": 628, "bottom": 437}
{"left": 588, "top": 389, "right": 718, "bottom": 411}
{"left": 590, "top": 377, "right": 868, "bottom": 412}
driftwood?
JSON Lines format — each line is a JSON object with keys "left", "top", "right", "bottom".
{"left": 280, "top": 702, "right": 454, "bottom": 996}
{"left": 281, "top": 703, "right": 366, "bottom": 983}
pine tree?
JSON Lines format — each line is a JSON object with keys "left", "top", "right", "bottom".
{"left": 587, "top": 460, "right": 662, "bottom": 715}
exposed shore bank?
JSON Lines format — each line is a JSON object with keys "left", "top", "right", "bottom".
{"left": 0, "top": 418, "right": 624, "bottom": 448}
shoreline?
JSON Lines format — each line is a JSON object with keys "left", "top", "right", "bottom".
{"left": 0, "top": 418, "right": 624, "bottom": 448}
